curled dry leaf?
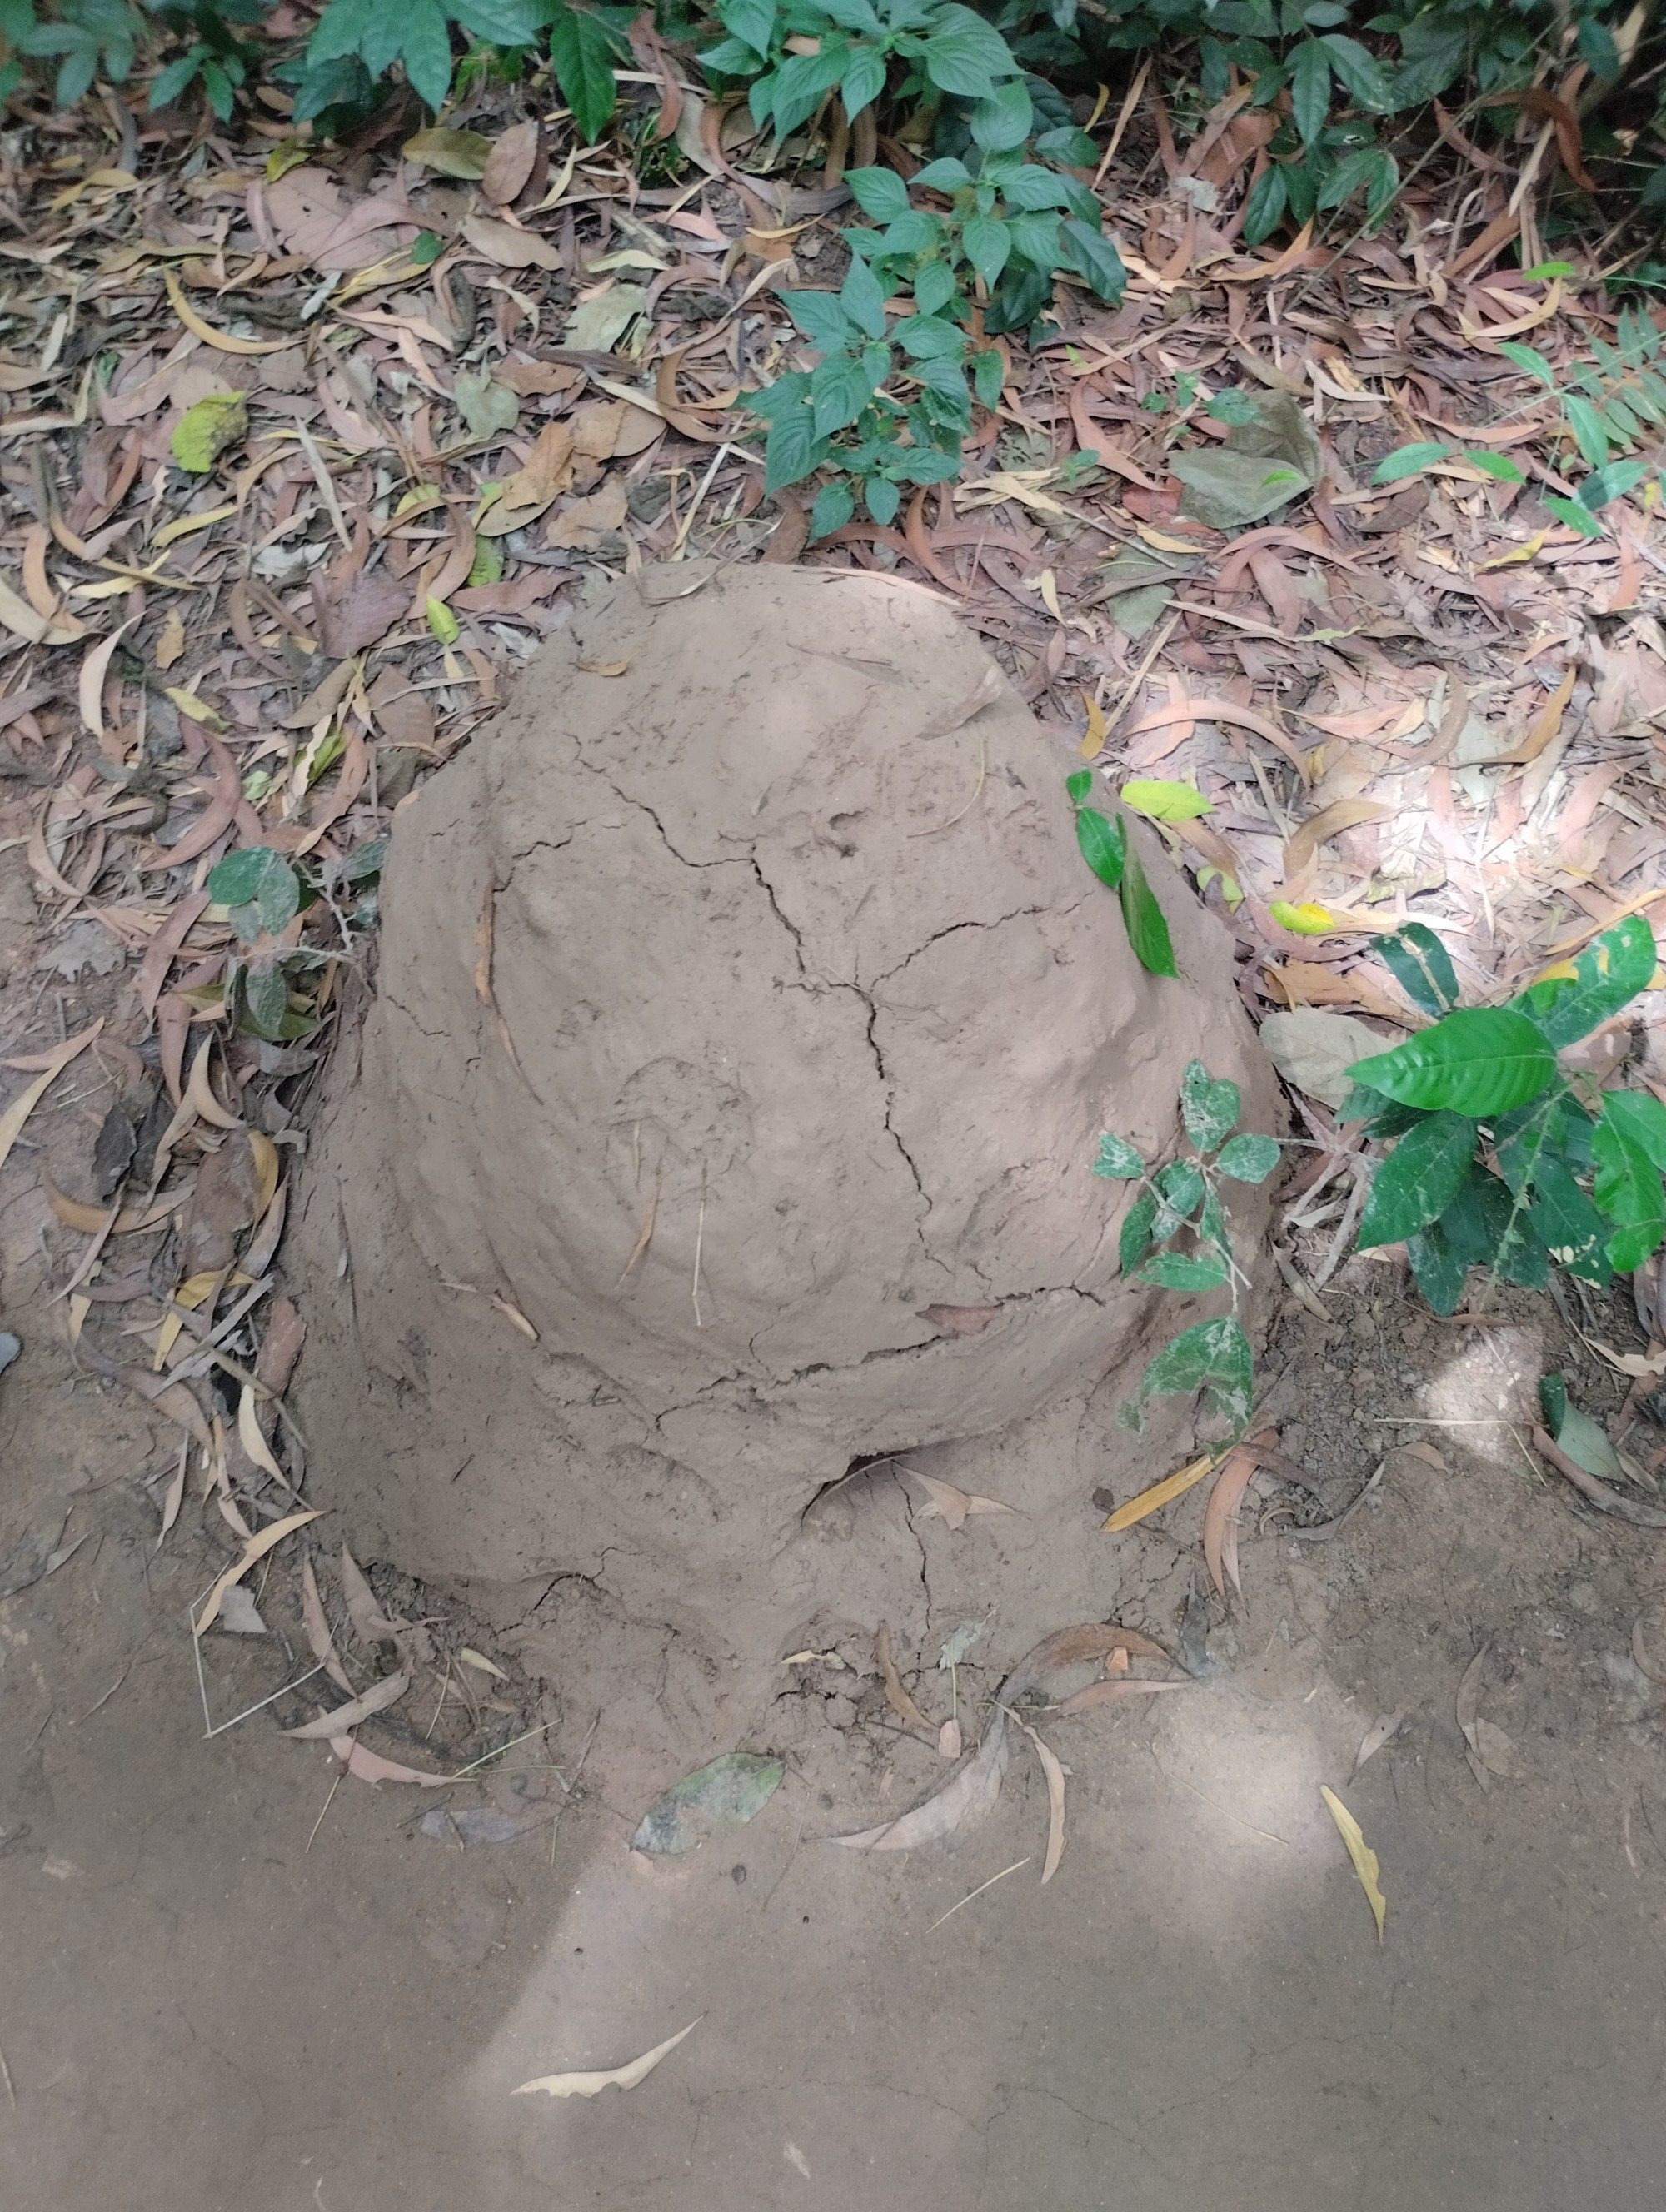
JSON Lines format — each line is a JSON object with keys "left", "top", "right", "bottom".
{"left": 0, "top": 1021, "right": 102, "bottom": 1175}
{"left": 1056, "top": 1679, "right": 1188, "bottom": 1716}
{"left": 340, "top": 1543, "right": 405, "bottom": 1645}
{"left": 1101, "top": 1452, "right": 1218, "bottom": 1532}
{"left": 1203, "top": 1431, "right": 1274, "bottom": 1598}
{"left": 1018, "top": 1719, "right": 1068, "bottom": 1882}
{"left": 910, "top": 1470, "right": 1018, "bottom": 1531}
{"left": 283, "top": 1670, "right": 409, "bottom": 1739}
{"left": 237, "top": 1382, "right": 290, "bottom": 1491}
{"left": 194, "top": 1507, "right": 322, "bottom": 1635}
{"left": 1320, "top": 1785, "right": 1387, "bottom": 1943}
{"left": 300, "top": 1550, "right": 352, "bottom": 1691}
{"left": 512, "top": 2018, "right": 701, "bottom": 2101}
{"left": 329, "top": 1735, "right": 450, "bottom": 1786}
{"left": 875, "top": 1622, "right": 930, "bottom": 1732}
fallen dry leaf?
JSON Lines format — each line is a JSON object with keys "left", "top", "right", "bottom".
{"left": 0, "top": 1021, "right": 102, "bottom": 1174}
{"left": 301, "top": 1551, "right": 352, "bottom": 1692}
{"left": 1019, "top": 1719, "right": 1068, "bottom": 1882}
{"left": 512, "top": 2018, "right": 701, "bottom": 2101}
{"left": 875, "top": 1622, "right": 930, "bottom": 1732}
{"left": 1202, "top": 1435, "right": 1265, "bottom": 1598}
{"left": 938, "top": 1716, "right": 962, "bottom": 1759}
{"left": 461, "top": 212, "right": 563, "bottom": 271}
{"left": 1055, "top": 1679, "right": 1188, "bottom": 1715}
{"left": 340, "top": 1543, "right": 404, "bottom": 1646}
{"left": 1101, "top": 1452, "right": 1219, "bottom": 1531}
{"left": 329, "top": 1736, "right": 450, "bottom": 1786}
{"left": 1353, "top": 1708, "right": 1407, "bottom": 1776}
{"left": 194, "top": 1509, "right": 322, "bottom": 1635}
{"left": 283, "top": 1671, "right": 409, "bottom": 1739}
{"left": 481, "top": 119, "right": 539, "bottom": 206}
{"left": 1320, "top": 1784, "right": 1387, "bottom": 1943}
{"left": 910, "top": 1471, "right": 1018, "bottom": 1531}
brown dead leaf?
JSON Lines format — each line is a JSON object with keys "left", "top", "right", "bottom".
{"left": 916, "top": 1302, "right": 1002, "bottom": 1335}
{"left": 1487, "top": 663, "right": 1577, "bottom": 767}
{"left": 1353, "top": 1707, "right": 1407, "bottom": 1776}
{"left": 330, "top": 1736, "right": 451, "bottom": 1786}
{"left": 1203, "top": 1434, "right": 1266, "bottom": 1598}
{"left": 367, "top": 665, "right": 436, "bottom": 754}
{"left": 544, "top": 481, "right": 629, "bottom": 549}
{"left": 1284, "top": 799, "right": 1395, "bottom": 878}
{"left": 301, "top": 1550, "right": 352, "bottom": 1692}
{"left": 875, "top": 1623, "right": 930, "bottom": 1732}
{"left": 1262, "top": 960, "right": 1414, "bottom": 1027}
{"left": 494, "top": 357, "right": 583, "bottom": 398}
{"left": 482, "top": 119, "right": 539, "bottom": 206}
{"left": 1055, "top": 1679, "right": 1188, "bottom": 1715}
{"left": 177, "top": 1128, "right": 262, "bottom": 1278}
{"left": 461, "top": 213, "right": 563, "bottom": 271}
{"left": 194, "top": 1508, "right": 322, "bottom": 1634}
{"left": 476, "top": 419, "right": 575, "bottom": 537}
{"left": 1456, "top": 1640, "right": 1491, "bottom": 1790}
{"left": 938, "top": 1716, "right": 962, "bottom": 1759}
{"left": 312, "top": 553, "right": 406, "bottom": 659}
{"left": 1018, "top": 1719, "right": 1068, "bottom": 1881}
{"left": 340, "top": 1544, "right": 406, "bottom": 1646}
{"left": 283, "top": 1670, "right": 409, "bottom": 1739}
{"left": 910, "top": 1471, "right": 1018, "bottom": 1531}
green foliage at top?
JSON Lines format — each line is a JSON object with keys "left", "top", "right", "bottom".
{"left": 1095, "top": 1058, "right": 1280, "bottom": 1433}
{"left": 1065, "top": 770, "right": 1176, "bottom": 978}
{"left": 1348, "top": 914, "right": 1666, "bottom": 1311}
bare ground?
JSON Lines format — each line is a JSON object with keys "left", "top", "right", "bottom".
{"left": 4, "top": 811, "right": 1666, "bottom": 2210}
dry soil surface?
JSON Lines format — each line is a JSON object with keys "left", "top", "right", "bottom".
{"left": 5, "top": 838, "right": 1666, "bottom": 2211}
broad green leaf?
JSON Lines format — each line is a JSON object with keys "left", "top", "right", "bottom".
{"left": 1357, "top": 1108, "right": 1474, "bottom": 1248}
{"left": 1349, "top": 1007, "right": 1556, "bottom": 1117}
{"left": 783, "top": 289, "right": 855, "bottom": 351}
{"left": 1467, "top": 451, "right": 1525, "bottom": 484}
{"left": 1593, "top": 1118, "right": 1665, "bottom": 1269}
{"left": 846, "top": 166, "right": 910, "bottom": 224}
{"left": 1075, "top": 805, "right": 1125, "bottom": 889}
{"left": 1126, "top": 1314, "right": 1253, "bottom": 1429}
{"left": 1494, "top": 1201, "right": 1549, "bottom": 1290}
{"left": 1371, "top": 920, "right": 1459, "bottom": 1016}
{"left": 865, "top": 475, "right": 900, "bottom": 525}
{"left": 1180, "top": 1060, "right": 1240, "bottom": 1153}
{"left": 919, "top": 7, "right": 1016, "bottom": 97}
{"left": 240, "top": 956, "right": 291, "bottom": 1040}
{"left": 426, "top": 595, "right": 460, "bottom": 645}
{"left": 399, "top": 0, "right": 452, "bottom": 110}
{"left": 1121, "top": 841, "right": 1177, "bottom": 977}
{"left": 1438, "top": 1163, "right": 1514, "bottom": 1268}
{"left": 1510, "top": 915, "right": 1657, "bottom": 1048}
{"left": 972, "top": 348, "right": 1003, "bottom": 407}
{"left": 1241, "top": 164, "right": 1288, "bottom": 247}
{"left": 1541, "top": 1372, "right": 1626, "bottom": 1482}
{"left": 1121, "top": 779, "right": 1210, "bottom": 821}
{"left": 962, "top": 213, "right": 1011, "bottom": 286}
{"left": 1065, "top": 770, "right": 1093, "bottom": 803}
{"left": 1119, "top": 1188, "right": 1158, "bottom": 1273}
{"left": 171, "top": 392, "right": 247, "bottom": 474}
{"left": 1371, "top": 441, "right": 1452, "bottom": 484}
{"left": 763, "top": 406, "right": 826, "bottom": 494}
{"left": 630, "top": 1751, "right": 784, "bottom": 1856}
{"left": 1289, "top": 37, "right": 1329, "bottom": 145}
{"left": 841, "top": 43, "right": 886, "bottom": 117}
{"left": 811, "top": 352, "right": 875, "bottom": 436}
{"left": 1215, "top": 1132, "right": 1279, "bottom": 1183}
{"left": 1564, "top": 394, "right": 1610, "bottom": 470}
{"left": 209, "top": 846, "right": 300, "bottom": 944}
{"left": 1156, "top": 1160, "right": 1205, "bottom": 1218}
{"left": 545, "top": 3, "right": 620, "bottom": 144}
{"left": 915, "top": 258, "right": 958, "bottom": 316}
{"left": 1542, "top": 493, "right": 1606, "bottom": 540}
{"left": 1060, "top": 218, "right": 1125, "bottom": 303}
{"left": 1407, "top": 1220, "right": 1466, "bottom": 1313}
{"left": 970, "top": 77, "right": 1033, "bottom": 152}
{"left": 1527, "top": 1156, "right": 1608, "bottom": 1281}
{"left": 810, "top": 479, "right": 854, "bottom": 537}
{"left": 840, "top": 252, "right": 888, "bottom": 341}
{"left": 1319, "top": 31, "right": 1395, "bottom": 112}
{"left": 1499, "top": 340, "right": 1557, "bottom": 387}
{"left": 1093, "top": 1132, "right": 1145, "bottom": 1179}
{"left": 1135, "top": 1252, "right": 1229, "bottom": 1292}
{"left": 1602, "top": 1089, "right": 1666, "bottom": 1173}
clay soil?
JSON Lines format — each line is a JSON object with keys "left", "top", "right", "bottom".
{"left": 5, "top": 809, "right": 1666, "bottom": 2210}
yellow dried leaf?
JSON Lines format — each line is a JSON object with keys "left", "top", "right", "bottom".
{"left": 512, "top": 2019, "right": 701, "bottom": 2100}
{"left": 1100, "top": 1452, "right": 1218, "bottom": 1532}
{"left": 155, "top": 609, "right": 186, "bottom": 667}
{"left": 1269, "top": 899, "right": 1336, "bottom": 936}
{"left": 164, "top": 268, "right": 292, "bottom": 356}
{"left": 1320, "top": 1785, "right": 1386, "bottom": 1943}
{"left": 171, "top": 392, "right": 247, "bottom": 474}
{"left": 458, "top": 1647, "right": 509, "bottom": 1681}
{"left": 162, "top": 685, "right": 227, "bottom": 730}
{"left": 1079, "top": 689, "right": 1110, "bottom": 760}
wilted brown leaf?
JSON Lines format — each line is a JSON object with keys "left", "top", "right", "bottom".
{"left": 482, "top": 119, "right": 539, "bottom": 206}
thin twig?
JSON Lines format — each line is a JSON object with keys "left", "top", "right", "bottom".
{"left": 305, "top": 1769, "right": 343, "bottom": 1854}
{"left": 925, "top": 1856, "right": 1030, "bottom": 1932}
{"left": 202, "top": 1661, "right": 326, "bottom": 1741}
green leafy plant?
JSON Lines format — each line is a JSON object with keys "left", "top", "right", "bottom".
{"left": 207, "top": 839, "right": 384, "bottom": 1042}
{"left": 1370, "top": 305, "right": 1666, "bottom": 536}
{"left": 1093, "top": 1060, "right": 1281, "bottom": 1432}
{"left": 1065, "top": 768, "right": 1176, "bottom": 977}
{"left": 1346, "top": 914, "right": 1666, "bottom": 1311}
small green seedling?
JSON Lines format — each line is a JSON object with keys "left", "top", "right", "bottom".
{"left": 1065, "top": 770, "right": 1177, "bottom": 979}
{"left": 1346, "top": 914, "right": 1666, "bottom": 1309}
{"left": 1094, "top": 1061, "right": 1280, "bottom": 1434}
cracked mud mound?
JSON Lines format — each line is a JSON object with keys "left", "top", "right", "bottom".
{"left": 292, "top": 563, "right": 1279, "bottom": 1702}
